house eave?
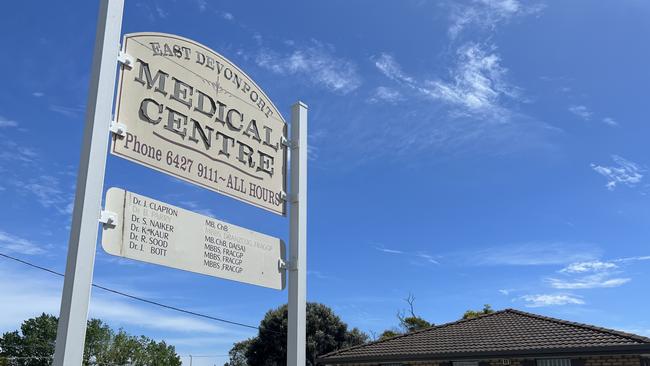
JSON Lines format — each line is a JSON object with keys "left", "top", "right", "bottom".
{"left": 317, "top": 344, "right": 650, "bottom": 365}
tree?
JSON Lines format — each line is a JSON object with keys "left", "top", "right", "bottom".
{"left": 377, "top": 330, "right": 401, "bottom": 341}
{"left": 225, "top": 303, "right": 368, "bottom": 366}
{"left": 0, "top": 313, "right": 181, "bottom": 366}
{"left": 224, "top": 338, "right": 252, "bottom": 366}
{"left": 462, "top": 304, "right": 494, "bottom": 319}
{"left": 375, "top": 294, "right": 432, "bottom": 341}
{"left": 397, "top": 294, "right": 432, "bottom": 333}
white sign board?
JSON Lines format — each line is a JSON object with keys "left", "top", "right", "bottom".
{"left": 112, "top": 33, "right": 287, "bottom": 215}
{"left": 102, "top": 188, "right": 286, "bottom": 290}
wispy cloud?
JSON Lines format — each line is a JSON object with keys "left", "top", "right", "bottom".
{"left": 374, "top": 53, "right": 415, "bottom": 85}
{"left": 520, "top": 293, "right": 584, "bottom": 307}
{"left": 547, "top": 274, "right": 630, "bottom": 290}
{"left": 416, "top": 252, "right": 440, "bottom": 265}
{"left": 12, "top": 174, "right": 74, "bottom": 215}
{"left": 0, "top": 230, "right": 46, "bottom": 255}
{"left": 179, "top": 201, "right": 215, "bottom": 218}
{"left": 32, "top": 92, "right": 44, "bottom": 98}
{"left": 193, "top": 0, "right": 207, "bottom": 12}
{"left": 368, "top": 86, "right": 404, "bottom": 104}
{"left": 0, "top": 116, "right": 18, "bottom": 128}
{"left": 560, "top": 261, "right": 617, "bottom": 273}
{"left": 547, "top": 255, "right": 650, "bottom": 290}
{"left": 374, "top": 246, "right": 440, "bottom": 266}
{"left": 614, "top": 255, "right": 650, "bottom": 263}
{"left": 568, "top": 104, "right": 592, "bottom": 120}
{"left": 591, "top": 155, "right": 644, "bottom": 190}
{"left": 426, "top": 43, "right": 520, "bottom": 120}
{"left": 256, "top": 40, "right": 361, "bottom": 94}
{"left": 448, "top": 0, "right": 544, "bottom": 39}
{"left": 472, "top": 242, "right": 600, "bottom": 266}
{"left": 602, "top": 117, "right": 619, "bottom": 127}
{"left": 374, "top": 44, "right": 521, "bottom": 122}
{"left": 49, "top": 104, "right": 84, "bottom": 119}
{"left": 375, "top": 246, "right": 404, "bottom": 255}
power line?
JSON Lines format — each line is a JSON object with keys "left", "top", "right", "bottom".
{"left": 0, "top": 252, "right": 280, "bottom": 334}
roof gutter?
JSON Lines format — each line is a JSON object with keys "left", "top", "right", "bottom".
{"left": 317, "top": 344, "right": 650, "bottom": 365}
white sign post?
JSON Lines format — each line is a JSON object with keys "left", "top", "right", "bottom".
{"left": 288, "top": 102, "right": 308, "bottom": 366}
{"left": 53, "top": 0, "right": 124, "bottom": 365}
{"left": 102, "top": 188, "right": 286, "bottom": 289}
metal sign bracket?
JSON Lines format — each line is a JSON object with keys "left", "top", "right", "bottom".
{"left": 117, "top": 50, "right": 133, "bottom": 68}
{"left": 279, "top": 258, "right": 297, "bottom": 271}
{"left": 109, "top": 121, "right": 127, "bottom": 137}
{"left": 98, "top": 210, "right": 118, "bottom": 226}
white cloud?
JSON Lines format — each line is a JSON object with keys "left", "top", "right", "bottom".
{"left": 0, "top": 116, "right": 18, "bottom": 128}
{"left": 569, "top": 105, "right": 592, "bottom": 120}
{"left": 560, "top": 261, "right": 617, "bottom": 273}
{"left": 32, "top": 92, "right": 45, "bottom": 97}
{"left": 155, "top": 5, "right": 168, "bottom": 19}
{"left": 614, "top": 255, "right": 650, "bottom": 263}
{"left": 374, "top": 53, "right": 415, "bottom": 85}
{"left": 256, "top": 41, "right": 361, "bottom": 94}
{"left": 416, "top": 252, "right": 440, "bottom": 265}
{"left": 521, "top": 294, "right": 585, "bottom": 307}
{"left": 591, "top": 155, "right": 644, "bottom": 190}
{"left": 498, "top": 289, "right": 512, "bottom": 295}
{"left": 49, "top": 104, "right": 84, "bottom": 119}
{"left": 194, "top": 0, "right": 207, "bottom": 12}
{"left": 19, "top": 175, "right": 74, "bottom": 215}
{"left": 549, "top": 255, "right": 649, "bottom": 290}
{"left": 0, "top": 230, "right": 46, "bottom": 255}
{"left": 375, "top": 246, "right": 440, "bottom": 266}
{"left": 449, "top": 0, "right": 544, "bottom": 39}
{"left": 426, "top": 43, "right": 519, "bottom": 119}
{"left": 472, "top": 242, "right": 600, "bottom": 266}
{"left": 180, "top": 201, "right": 215, "bottom": 218}
{"left": 368, "top": 86, "right": 404, "bottom": 104}
{"left": 375, "top": 246, "right": 404, "bottom": 254}
{"left": 602, "top": 117, "right": 619, "bottom": 127}
{"left": 547, "top": 274, "right": 630, "bottom": 290}
{"left": 374, "top": 43, "right": 520, "bottom": 121}
{"left": 220, "top": 12, "right": 234, "bottom": 21}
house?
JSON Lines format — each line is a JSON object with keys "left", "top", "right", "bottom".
{"left": 317, "top": 309, "right": 650, "bottom": 366}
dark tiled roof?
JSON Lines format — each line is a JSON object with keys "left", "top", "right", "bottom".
{"left": 319, "top": 309, "right": 650, "bottom": 364}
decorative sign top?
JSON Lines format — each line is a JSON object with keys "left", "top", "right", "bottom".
{"left": 102, "top": 188, "right": 286, "bottom": 290}
{"left": 112, "top": 33, "right": 287, "bottom": 215}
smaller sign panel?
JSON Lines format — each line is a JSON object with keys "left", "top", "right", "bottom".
{"left": 102, "top": 188, "right": 285, "bottom": 290}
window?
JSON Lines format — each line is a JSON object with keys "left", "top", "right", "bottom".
{"left": 537, "top": 359, "right": 571, "bottom": 366}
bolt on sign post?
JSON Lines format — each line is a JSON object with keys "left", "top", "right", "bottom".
{"left": 53, "top": 1, "right": 307, "bottom": 365}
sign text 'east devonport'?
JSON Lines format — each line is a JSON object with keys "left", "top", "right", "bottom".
{"left": 102, "top": 188, "right": 286, "bottom": 290}
{"left": 112, "top": 33, "right": 287, "bottom": 215}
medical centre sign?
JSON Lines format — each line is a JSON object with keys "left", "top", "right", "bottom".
{"left": 112, "top": 33, "right": 287, "bottom": 215}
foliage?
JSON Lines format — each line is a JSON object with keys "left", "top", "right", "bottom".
{"left": 0, "top": 313, "right": 181, "bottom": 366}
{"left": 224, "top": 338, "right": 252, "bottom": 366}
{"left": 378, "top": 330, "right": 401, "bottom": 341}
{"left": 462, "top": 304, "right": 494, "bottom": 319}
{"left": 396, "top": 294, "right": 432, "bottom": 333}
{"left": 225, "top": 303, "right": 368, "bottom": 366}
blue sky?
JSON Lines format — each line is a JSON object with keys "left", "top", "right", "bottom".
{"left": 1, "top": 0, "right": 650, "bottom": 365}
